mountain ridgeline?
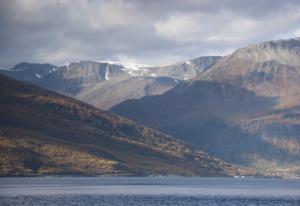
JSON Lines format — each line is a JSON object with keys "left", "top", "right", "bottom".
{"left": 0, "top": 74, "right": 256, "bottom": 176}
{"left": 0, "top": 56, "right": 220, "bottom": 109}
{"left": 111, "top": 38, "right": 300, "bottom": 177}
{"left": 2, "top": 37, "right": 300, "bottom": 177}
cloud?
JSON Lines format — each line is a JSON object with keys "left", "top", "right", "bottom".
{"left": 155, "top": 4, "right": 300, "bottom": 44}
{"left": 0, "top": 0, "right": 300, "bottom": 67}
{"left": 154, "top": 11, "right": 259, "bottom": 43}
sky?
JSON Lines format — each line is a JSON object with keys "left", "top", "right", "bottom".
{"left": 1, "top": 0, "right": 300, "bottom": 68}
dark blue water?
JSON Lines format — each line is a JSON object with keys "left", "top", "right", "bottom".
{"left": 0, "top": 177, "right": 299, "bottom": 205}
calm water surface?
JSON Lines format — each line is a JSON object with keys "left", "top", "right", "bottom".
{"left": 0, "top": 176, "right": 299, "bottom": 206}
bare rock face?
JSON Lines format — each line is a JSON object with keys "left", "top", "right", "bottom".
{"left": 61, "top": 61, "right": 127, "bottom": 85}
{"left": 112, "top": 38, "right": 300, "bottom": 177}
{"left": 39, "top": 61, "right": 129, "bottom": 96}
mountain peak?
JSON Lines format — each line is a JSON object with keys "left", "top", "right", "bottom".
{"left": 231, "top": 37, "right": 300, "bottom": 65}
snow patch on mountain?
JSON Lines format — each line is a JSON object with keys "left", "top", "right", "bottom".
{"left": 48, "top": 68, "right": 57, "bottom": 74}
{"left": 97, "top": 60, "right": 153, "bottom": 77}
{"left": 35, "top": 73, "right": 42, "bottom": 78}
{"left": 185, "top": 60, "right": 192, "bottom": 65}
{"left": 105, "top": 69, "right": 109, "bottom": 80}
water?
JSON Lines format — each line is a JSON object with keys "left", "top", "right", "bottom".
{"left": 0, "top": 177, "right": 299, "bottom": 206}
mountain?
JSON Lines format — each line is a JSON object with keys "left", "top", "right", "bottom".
{"left": 202, "top": 38, "right": 300, "bottom": 107}
{"left": 0, "top": 56, "right": 220, "bottom": 109}
{"left": 0, "top": 62, "right": 60, "bottom": 84}
{"left": 1, "top": 61, "right": 129, "bottom": 96}
{"left": 111, "top": 38, "right": 300, "bottom": 177}
{"left": 0, "top": 74, "right": 257, "bottom": 177}
{"left": 123, "top": 56, "right": 221, "bottom": 80}
{"left": 76, "top": 76, "right": 179, "bottom": 109}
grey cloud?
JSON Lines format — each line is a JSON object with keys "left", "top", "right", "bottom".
{"left": 0, "top": 0, "right": 300, "bottom": 68}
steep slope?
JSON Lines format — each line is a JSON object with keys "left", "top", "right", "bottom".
{"left": 111, "top": 38, "right": 300, "bottom": 176}
{"left": 202, "top": 38, "right": 300, "bottom": 108}
{"left": 0, "top": 74, "right": 253, "bottom": 177}
{"left": 111, "top": 81, "right": 281, "bottom": 168}
{"left": 76, "top": 76, "right": 179, "bottom": 110}
{"left": 0, "top": 56, "right": 220, "bottom": 109}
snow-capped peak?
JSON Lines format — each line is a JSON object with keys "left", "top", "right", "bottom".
{"left": 185, "top": 60, "right": 192, "bottom": 65}
{"left": 96, "top": 60, "right": 123, "bottom": 66}
{"left": 96, "top": 60, "right": 152, "bottom": 77}
{"left": 97, "top": 60, "right": 151, "bottom": 69}
{"left": 122, "top": 62, "right": 151, "bottom": 70}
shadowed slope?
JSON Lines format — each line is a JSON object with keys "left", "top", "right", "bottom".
{"left": 111, "top": 38, "right": 300, "bottom": 176}
{"left": 0, "top": 74, "right": 253, "bottom": 177}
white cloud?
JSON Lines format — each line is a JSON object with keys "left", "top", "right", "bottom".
{"left": 155, "top": 8, "right": 300, "bottom": 45}
{"left": 67, "top": 0, "right": 137, "bottom": 31}
{"left": 1, "top": 0, "right": 300, "bottom": 67}
{"left": 154, "top": 11, "right": 257, "bottom": 43}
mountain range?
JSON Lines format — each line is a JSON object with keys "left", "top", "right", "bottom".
{"left": 0, "top": 56, "right": 220, "bottom": 109}
{"left": 0, "top": 74, "right": 255, "bottom": 176}
{"left": 1, "top": 37, "right": 300, "bottom": 177}
{"left": 111, "top": 38, "right": 300, "bottom": 177}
